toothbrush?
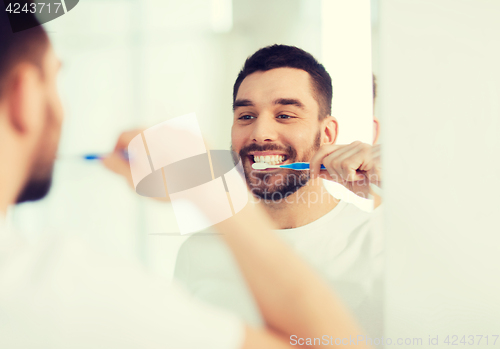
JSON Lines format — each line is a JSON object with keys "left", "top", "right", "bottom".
{"left": 58, "top": 151, "right": 129, "bottom": 161}
{"left": 252, "top": 162, "right": 326, "bottom": 170}
{"left": 82, "top": 153, "right": 108, "bottom": 160}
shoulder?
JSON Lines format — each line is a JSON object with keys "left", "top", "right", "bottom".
{"left": 327, "top": 201, "right": 383, "bottom": 233}
{"left": 176, "top": 228, "right": 229, "bottom": 263}
{"left": 336, "top": 201, "right": 372, "bottom": 222}
{"left": 313, "top": 201, "right": 372, "bottom": 238}
{"left": 335, "top": 202, "right": 384, "bottom": 252}
{"left": 0, "top": 234, "right": 147, "bottom": 297}
{"left": 175, "top": 228, "right": 236, "bottom": 282}
{"left": 0, "top": 234, "right": 246, "bottom": 349}
{"left": 300, "top": 201, "right": 383, "bottom": 262}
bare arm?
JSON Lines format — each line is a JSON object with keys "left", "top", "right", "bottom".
{"left": 104, "top": 130, "right": 370, "bottom": 348}
{"left": 217, "top": 197, "right": 370, "bottom": 349}
{"left": 242, "top": 326, "right": 309, "bottom": 349}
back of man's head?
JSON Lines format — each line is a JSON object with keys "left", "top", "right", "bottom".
{"left": 0, "top": 6, "right": 49, "bottom": 99}
{"left": 0, "top": 8, "right": 62, "bottom": 205}
{"left": 233, "top": 45, "right": 333, "bottom": 120}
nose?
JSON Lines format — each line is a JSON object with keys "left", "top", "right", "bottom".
{"left": 250, "top": 114, "right": 278, "bottom": 143}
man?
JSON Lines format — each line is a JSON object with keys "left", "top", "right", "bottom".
{"left": 171, "top": 45, "right": 383, "bottom": 336}
{"left": 0, "top": 9, "right": 369, "bottom": 349}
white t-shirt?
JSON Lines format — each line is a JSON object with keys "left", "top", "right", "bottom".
{"left": 0, "top": 217, "right": 244, "bottom": 349}
{"left": 174, "top": 200, "right": 384, "bottom": 338}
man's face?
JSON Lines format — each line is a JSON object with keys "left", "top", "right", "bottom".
{"left": 17, "top": 45, "right": 64, "bottom": 203}
{"left": 231, "top": 67, "right": 324, "bottom": 200}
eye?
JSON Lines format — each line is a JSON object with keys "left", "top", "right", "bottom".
{"left": 238, "top": 115, "right": 255, "bottom": 120}
{"left": 277, "top": 114, "right": 295, "bottom": 119}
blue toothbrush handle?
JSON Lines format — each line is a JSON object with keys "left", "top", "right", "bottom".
{"left": 82, "top": 154, "right": 104, "bottom": 160}
{"left": 82, "top": 151, "right": 129, "bottom": 161}
{"left": 281, "top": 162, "right": 326, "bottom": 170}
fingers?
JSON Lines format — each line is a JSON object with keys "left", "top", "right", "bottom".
{"left": 113, "top": 129, "right": 144, "bottom": 152}
{"left": 309, "top": 144, "right": 342, "bottom": 178}
{"left": 310, "top": 141, "right": 382, "bottom": 200}
{"left": 317, "top": 168, "right": 341, "bottom": 183}
{"left": 311, "top": 141, "right": 371, "bottom": 182}
{"left": 102, "top": 152, "right": 135, "bottom": 191}
{"left": 102, "top": 129, "right": 144, "bottom": 188}
{"left": 324, "top": 142, "right": 368, "bottom": 181}
{"left": 366, "top": 144, "right": 382, "bottom": 186}
{"left": 102, "top": 152, "right": 130, "bottom": 175}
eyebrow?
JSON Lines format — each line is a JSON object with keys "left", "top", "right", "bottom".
{"left": 273, "top": 98, "right": 305, "bottom": 109}
{"left": 233, "top": 98, "right": 305, "bottom": 111}
{"left": 233, "top": 99, "right": 254, "bottom": 111}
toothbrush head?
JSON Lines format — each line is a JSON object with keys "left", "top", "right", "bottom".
{"left": 252, "top": 163, "right": 279, "bottom": 170}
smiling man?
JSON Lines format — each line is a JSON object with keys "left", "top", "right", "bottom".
{"left": 174, "top": 45, "right": 383, "bottom": 338}
{"left": 231, "top": 48, "right": 339, "bottom": 228}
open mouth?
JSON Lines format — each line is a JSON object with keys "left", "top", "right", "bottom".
{"left": 248, "top": 154, "right": 288, "bottom": 168}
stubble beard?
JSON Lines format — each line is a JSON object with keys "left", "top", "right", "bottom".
{"left": 233, "top": 132, "right": 321, "bottom": 202}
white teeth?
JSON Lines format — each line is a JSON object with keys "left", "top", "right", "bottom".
{"left": 253, "top": 155, "right": 285, "bottom": 165}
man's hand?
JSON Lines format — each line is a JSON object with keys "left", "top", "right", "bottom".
{"left": 309, "top": 141, "right": 381, "bottom": 199}
{"left": 102, "top": 129, "right": 143, "bottom": 190}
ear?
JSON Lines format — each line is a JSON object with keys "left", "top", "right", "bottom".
{"left": 321, "top": 116, "right": 338, "bottom": 145}
{"left": 7, "top": 64, "right": 45, "bottom": 136}
{"left": 373, "top": 117, "right": 380, "bottom": 145}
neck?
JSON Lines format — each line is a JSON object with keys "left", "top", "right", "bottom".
{"left": 0, "top": 160, "right": 24, "bottom": 218}
{"left": 258, "top": 178, "right": 339, "bottom": 229}
{"left": 0, "top": 123, "right": 28, "bottom": 217}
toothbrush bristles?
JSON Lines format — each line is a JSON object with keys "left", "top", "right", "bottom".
{"left": 252, "top": 163, "right": 278, "bottom": 170}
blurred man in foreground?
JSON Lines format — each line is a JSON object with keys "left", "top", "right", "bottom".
{"left": 0, "top": 9, "right": 369, "bottom": 349}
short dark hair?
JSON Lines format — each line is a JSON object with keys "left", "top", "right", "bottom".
{"left": 0, "top": 4, "right": 49, "bottom": 99}
{"left": 233, "top": 45, "right": 333, "bottom": 120}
